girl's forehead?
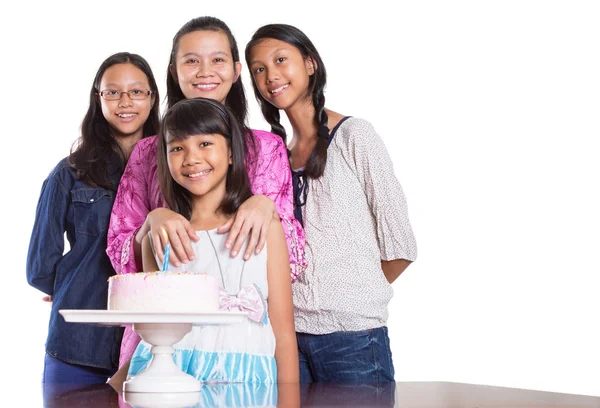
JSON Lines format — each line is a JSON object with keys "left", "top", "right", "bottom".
{"left": 101, "top": 63, "right": 148, "bottom": 86}
{"left": 250, "top": 38, "right": 297, "bottom": 58}
{"left": 177, "top": 30, "right": 231, "bottom": 54}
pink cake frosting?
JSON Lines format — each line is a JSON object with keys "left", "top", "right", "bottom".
{"left": 108, "top": 271, "right": 220, "bottom": 312}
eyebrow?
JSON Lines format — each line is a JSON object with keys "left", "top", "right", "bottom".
{"left": 180, "top": 51, "right": 230, "bottom": 58}
{"left": 102, "top": 81, "right": 147, "bottom": 88}
{"left": 166, "top": 133, "right": 218, "bottom": 144}
{"left": 249, "top": 48, "right": 288, "bottom": 66}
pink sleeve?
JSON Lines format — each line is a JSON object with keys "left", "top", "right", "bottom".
{"left": 247, "top": 130, "right": 307, "bottom": 281}
{"left": 108, "top": 138, "right": 163, "bottom": 367}
{"left": 107, "top": 137, "right": 162, "bottom": 275}
{"left": 119, "top": 327, "right": 141, "bottom": 368}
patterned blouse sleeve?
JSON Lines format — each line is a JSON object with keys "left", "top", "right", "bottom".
{"left": 247, "top": 131, "right": 307, "bottom": 281}
{"left": 106, "top": 139, "right": 153, "bottom": 274}
{"left": 346, "top": 119, "right": 418, "bottom": 261}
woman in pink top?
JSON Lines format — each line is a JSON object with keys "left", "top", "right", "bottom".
{"left": 106, "top": 16, "right": 306, "bottom": 367}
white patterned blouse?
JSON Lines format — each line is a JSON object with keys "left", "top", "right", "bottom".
{"left": 292, "top": 117, "right": 417, "bottom": 334}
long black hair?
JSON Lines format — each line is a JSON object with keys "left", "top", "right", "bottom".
{"left": 157, "top": 98, "right": 253, "bottom": 220}
{"left": 245, "top": 24, "right": 329, "bottom": 179}
{"left": 69, "top": 52, "right": 160, "bottom": 190}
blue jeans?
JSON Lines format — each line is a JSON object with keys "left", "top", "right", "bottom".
{"left": 296, "top": 326, "right": 395, "bottom": 383}
{"left": 43, "top": 353, "right": 114, "bottom": 384}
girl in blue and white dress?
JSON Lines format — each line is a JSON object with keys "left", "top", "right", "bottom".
{"left": 127, "top": 97, "right": 298, "bottom": 385}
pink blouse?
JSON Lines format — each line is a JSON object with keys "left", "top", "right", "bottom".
{"left": 107, "top": 131, "right": 306, "bottom": 366}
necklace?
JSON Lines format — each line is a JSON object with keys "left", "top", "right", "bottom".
{"left": 204, "top": 230, "right": 246, "bottom": 293}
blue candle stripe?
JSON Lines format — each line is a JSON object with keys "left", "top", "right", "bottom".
{"left": 162, "top": 244, "right": 170, "bottom": 271}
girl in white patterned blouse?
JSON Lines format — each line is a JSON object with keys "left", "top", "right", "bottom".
{"left": 246, "top": 24, "right": 418, "bottom": 383}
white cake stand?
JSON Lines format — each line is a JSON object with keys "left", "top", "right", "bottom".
{"left": 122, "top": 389, "right": 202, "bottom": 407}
{"left": 59, "top": 310, "right": 247, "bottom": 393}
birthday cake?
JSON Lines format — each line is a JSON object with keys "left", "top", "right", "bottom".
{"left": 108, "top": 272, "right": 220, "bottom": 312}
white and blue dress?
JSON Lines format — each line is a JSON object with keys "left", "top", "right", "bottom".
{"left": 128, "top": 228, "right": 277, "bottom": 384}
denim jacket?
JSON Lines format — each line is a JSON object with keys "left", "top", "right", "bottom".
{"left": 26, "top": 158, "right": 123, "bottom": 370}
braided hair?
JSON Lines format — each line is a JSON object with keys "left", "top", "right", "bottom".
{"left": 245, "top": 24, "right": 329, "bottom": 179}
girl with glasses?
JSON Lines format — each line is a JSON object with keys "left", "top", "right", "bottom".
{"left": 26, "top": 52, "right": 160, "bottom": 384}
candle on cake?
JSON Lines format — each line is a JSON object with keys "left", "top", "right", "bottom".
{"left": 161, "top": 228, "right": 170, "bottom": 272}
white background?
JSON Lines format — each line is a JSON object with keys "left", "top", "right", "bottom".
{"left": 1, "top": 0, "right": 599, "bottom": 403}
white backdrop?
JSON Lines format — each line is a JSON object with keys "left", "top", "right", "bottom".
{"left": 1, "top": 0, "right": 599, "bottom": 403}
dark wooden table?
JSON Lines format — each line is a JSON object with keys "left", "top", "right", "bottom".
{"left": 41, "top": 381, "right": 600, "bottom": 407}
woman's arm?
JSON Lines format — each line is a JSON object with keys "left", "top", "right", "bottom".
{"left": 218, "top": 132, "right": 307, "bottom": 281}
{"left": 26, "top": 165, "right": 70, "bottom": 294}
{"left": 106, "top": 138, "right": 197, "bottom": 273}
{"left": 107, "top": 140, "right": 154, "bottom": 274}
{"left": 107, "top": 138, "right": 199, "bottom": 272}
{"left": 266, "top": 220, "right": 299, "bottom": 383}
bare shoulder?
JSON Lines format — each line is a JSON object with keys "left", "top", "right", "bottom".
{"left": 325, "top": 109, "right": 346, "bottom": 130}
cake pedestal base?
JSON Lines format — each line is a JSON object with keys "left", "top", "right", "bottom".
{"left": 124, "top": 323, "right": 200, "bottom": 393}
{"left": 122, "top": 390, "right": 201, "bottom": 407}
{"left": 58, "top": 310, "right": 248, "bottom": 393}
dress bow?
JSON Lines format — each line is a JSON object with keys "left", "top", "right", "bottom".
{"left": 219, "top": 284, "right": 266, "bottom": 323}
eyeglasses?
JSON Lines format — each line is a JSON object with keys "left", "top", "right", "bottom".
{"left": 98, "top": 89, "right": 154, "bottom": 101}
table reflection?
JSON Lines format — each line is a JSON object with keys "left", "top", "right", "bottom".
{"left": 43, "top": 383, "right": 119, "bottom": 407}
{"left": 301, "top": 383, "right": 395, "bottom": 407}
{"left": 122, "top": 383, "right": 279, "bottom": 407}
{"left": 43, "top": 381, "right": 396, "bottom": 407}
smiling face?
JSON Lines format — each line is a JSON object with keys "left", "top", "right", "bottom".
{"left": 171, "top": 30, "right": 241, "bottom": 104}
{"left": 248, "top": 38, "right": 315, "bottom": 112}
{"left": 166, "top": 133, "right": 231, "bottom": 205}
{"left": 99, "top": 63, "right": 154, "bottom": 144}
